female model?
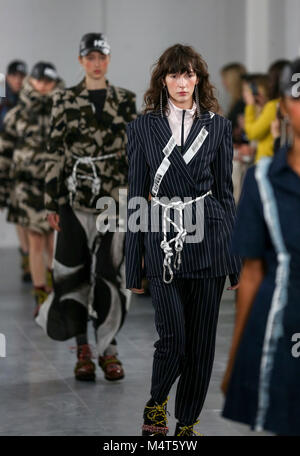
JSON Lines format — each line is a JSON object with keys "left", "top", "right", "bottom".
{"left": 126, "top": 44, "right": 241, "bottom": 436}
{"left": 222, "top": 58, "right": 300, "bottom": 436}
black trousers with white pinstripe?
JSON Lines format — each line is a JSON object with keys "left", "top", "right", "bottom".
{"left": 149, "top": 276, "right": 226, "bottom": 426}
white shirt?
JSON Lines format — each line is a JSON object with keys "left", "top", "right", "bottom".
{"left": 167, "top": 98, "right": 197, "bottom": 147}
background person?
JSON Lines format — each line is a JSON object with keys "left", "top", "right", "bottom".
{"left": 0, "top": 62, "right": 61, "bottom": 316}
{"left": 243, "top": 60, "right": 290, "bottom": 163}
{"left": 0, "top": 60, "right": 31, "bottom": 282}
{"left": 38, "top": 33, "right": 137, "bottom": 383}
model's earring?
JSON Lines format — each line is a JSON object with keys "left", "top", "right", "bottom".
{"left": 160, "top": 85, "right": 168, "bottom": 117}
{"left": 194, "top": 85, "right": 201, "bottom": 118}
{"left": 160, "top": 86, "right": 165, "bottom": 117}
{"left": 160, "top": 88, "right": 163, "bottom": 117}
{"left": 281, "top": 115, "right": 292, "bottom": 147}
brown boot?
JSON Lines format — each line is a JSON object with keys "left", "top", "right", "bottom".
{"left": 74, "top": 344, "right": 96, "bottom": 382}
{"left": 98, "top": 355, "right": 124, "bottom": 381}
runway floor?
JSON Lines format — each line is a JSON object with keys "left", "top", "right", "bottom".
{"left": 0, "top": 248, "right": 270, "bottom": 436}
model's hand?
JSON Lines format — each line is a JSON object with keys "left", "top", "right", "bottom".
{"left": 227, "top": 283, "right": 240, "bottom": 291}
{"left": 221, "top": 368, "right": 231, "bottom": 395}
{"left": 130, "top": 288, "right": 145, "bottom": 294}
{"left": 243, "top": 83, "right": 255, "bottom": 106}
{"left": 47, "top": 213, "right": 61, "bottom": 231}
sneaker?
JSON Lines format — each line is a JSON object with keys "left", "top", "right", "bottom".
{"left": 98, "top": 355, "right": 124, "bottom": 381}
{"left": 74, "top": 344, "right": 96, "bottom": 382}
{"left": 174, "top": 420, "right": 202, "bottom": 436}
{"left": 33, "top": 287, "right": 49, "bottom": 318}
{"left": 142, "top": 397, "right": 169, "bottom": 436}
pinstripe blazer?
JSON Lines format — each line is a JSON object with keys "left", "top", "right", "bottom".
{"left": 125, "top": 110, "right": 241, "bottom": 289}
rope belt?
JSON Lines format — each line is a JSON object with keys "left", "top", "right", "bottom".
{"left": 67, "top": 153, "right": 117, "bottom": 205}
{"left": 153, "top": 190, "right": 212, "bottom": 284}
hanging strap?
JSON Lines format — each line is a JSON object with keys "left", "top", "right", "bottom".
{"left": 153, "top": 190, "right": 212, "bottom": 284}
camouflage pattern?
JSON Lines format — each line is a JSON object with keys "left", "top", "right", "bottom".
{"left": 44, "top": 78, "right": 137, "bottom": 213}
{"left": 0, "top": 77, "right": 60, "bottom": 232}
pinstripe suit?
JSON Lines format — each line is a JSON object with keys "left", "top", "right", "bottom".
{"left": 125, "top": 110, "right": 241, "bottom": 425}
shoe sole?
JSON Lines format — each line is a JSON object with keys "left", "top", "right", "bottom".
{"left": 104, "top": 374, "right": 125, "bottom": 381}
{"left": 75, "top": 375, "right": 96, "bottom": 382}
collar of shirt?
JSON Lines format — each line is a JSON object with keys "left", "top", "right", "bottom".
{"left": 167, "top": 98, "right": 196, "bottom": 146}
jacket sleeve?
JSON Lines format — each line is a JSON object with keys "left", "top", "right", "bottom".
{"left": 125, "top": 121, "right": 150, "bottom": 289}
{"left": 44, "top": 90, "right": 67, "bottom": 213}
{"left": 0, "top": 108, "right": 18, "bottom": 208}
{"left": 114, "top": 91, "right": 138, "bottom": 188}
{"left": 123, "top": 92, "right": 137, "bottom": 126}
{"left": 244, "top": 101, "right": 277, "bottom": 141}
{"left": 211, "top": 119, "right": 242, "bottom": 286}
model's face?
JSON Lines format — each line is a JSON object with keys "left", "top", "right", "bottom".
{"left": 6, "top": 73, "right": 25, "bottom": 93}
{"left": 282, "top": 97, "right": 300, "bottom": 135}
{"left": 30, "top": 77, "right": 56, "bottom": 95}
{"left": 78, "top": 52, "right": 110, "bottom": 80}
{"left": 164, "top": 69, "right": 198, "bottom": 109}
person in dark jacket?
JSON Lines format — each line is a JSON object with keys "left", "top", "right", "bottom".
{"left": 126, "top": 44, "right": 241, "bottom": 436}
{"left": 221, "top": 58, "right": 300, "bottom": 436}
{"left": 37, "top": 33, "right": 137, "bottom": 384}
{"left": 0, "top": 60, "right": 31, "bottom": 281}
{"left": 0, "top": 62, "right": 61, "bottom": 315}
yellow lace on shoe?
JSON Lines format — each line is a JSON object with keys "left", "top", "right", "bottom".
{"left": 177, "top": 420, "right": 203, "bottom": 436}
{"left": 32, "top": 288, "right": 49, "bottom": 306}
{"left": 145, "top": 397, "right": 170, "bottom": 427}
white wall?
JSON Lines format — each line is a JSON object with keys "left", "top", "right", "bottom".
{"left": 285, "top": 0, "right": 300, "bottom": 59}
{"left": 0, "top": 0, "right": 103, "bottom": 86}
{"left": 105, "top": 0, "right": 246, "bottom": 110}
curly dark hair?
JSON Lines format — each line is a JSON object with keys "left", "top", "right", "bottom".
{"left": 143, "top": 44, "right": 219, "bottom": 115}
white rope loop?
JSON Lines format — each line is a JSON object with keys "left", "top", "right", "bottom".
{"left": 153, "top": 190, "right": 212, "bottom": 283}
{"left": 67, "top": 153, "right": 118, "bottom": 205}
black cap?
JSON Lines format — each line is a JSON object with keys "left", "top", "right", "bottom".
{"left": 30, "top": 62, "right": 59, "bottom": 81}
{"left": 7, "top": 60, "right": 27, "bottom": 75}
{"left": 79, "top": 33, "right": 111, "bottom": 57}
{"left": 280, "top": 58, "right": 300, "bottom": 99}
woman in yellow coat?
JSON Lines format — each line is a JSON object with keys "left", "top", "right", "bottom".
{"left": 244, "top": 60, "right": 289, "bottom": 163}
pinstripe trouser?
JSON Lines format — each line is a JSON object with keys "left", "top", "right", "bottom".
{"left": 149, "top": 276, "right": 226, "bottom": 425}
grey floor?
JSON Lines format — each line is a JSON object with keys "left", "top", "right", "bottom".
{"left": 0, "top": 248, "right": 270, "bottom": 436}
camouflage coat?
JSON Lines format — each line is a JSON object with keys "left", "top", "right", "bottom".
{"left": 0, "top": 78, "right": 57, "bottom": 232}
{"left": 45, "top": 79, "right": 137, "bottom": 213}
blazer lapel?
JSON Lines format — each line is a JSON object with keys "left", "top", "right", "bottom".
{"left": 151, "top": 114, "right": 196, "bottom": 189}
{"left": 182, "top": 111, "right": 213, "bottom": 160}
